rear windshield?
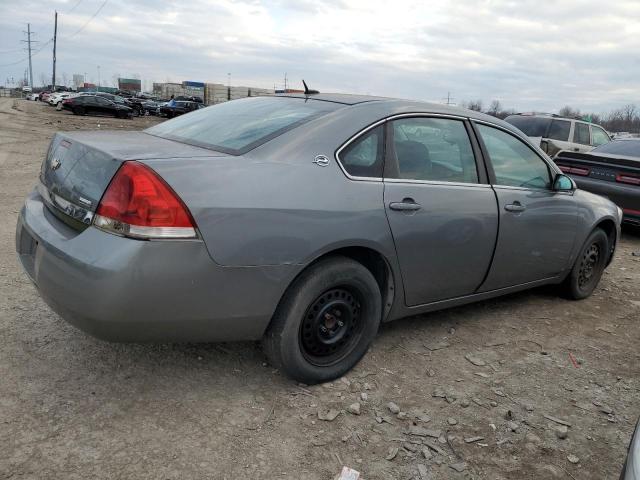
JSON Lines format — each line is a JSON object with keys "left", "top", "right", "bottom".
{"left": 504, "top": 116, "right": 551, "bottom": 137}
{"left": 593, "top": 140, "right": 640, "bottom": 157}
{"left": 145, "top": 96, "right": 341, "bottom": 154}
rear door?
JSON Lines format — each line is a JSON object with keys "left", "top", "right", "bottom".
{"left": 572, "top": 122, "right": 593, "bottom": 153}
{"left": 383, "top": 116, "right": 499, "bottom": 306}
{"left": 474, "top": 122, "right": 577, "bottom": 290}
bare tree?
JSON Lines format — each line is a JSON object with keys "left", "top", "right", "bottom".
{"left": 488, "top": 100, "right": 502, "bottom": 117}
{"left": 559, "top": 105, "right": 581, "bottom": 118}
{"left": 464, "top": 100, "right": 483, "bottom": 112}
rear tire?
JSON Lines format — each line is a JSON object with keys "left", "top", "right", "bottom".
{"left": 562, "top": 229, "right": 608, "bottom": 300}
{"left": 263, "top": 256, "right": 382, "bottom": 384}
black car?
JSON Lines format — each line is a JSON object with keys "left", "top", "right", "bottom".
{"left": 92, "top": 92, "right": 144, "bottom": 116}
{"left": 62, "top": 95, "right": 133, "bottom": 118}
{"left": 554, "top": 139, "right": 640, "bottom": 225}
{"left": 159, "top": 101, "right": 205, "bottom": 118}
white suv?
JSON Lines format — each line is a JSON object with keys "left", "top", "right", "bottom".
{"left": 505, "top": 113, "right": 611, "bottom": 157}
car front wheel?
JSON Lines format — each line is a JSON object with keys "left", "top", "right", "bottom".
{"left": 263, "top": 256, "right": 382, "bottom": 384}
{"left": 562, "top": 228, "right": 609, "bottom": 300}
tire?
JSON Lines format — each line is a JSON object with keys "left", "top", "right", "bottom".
{"left": 562, "top": 228, "right": 609, "bottom": 300}
{"left": 73, "top": 106, "right": 85, "bottom": 115}
{"left": 263, "top": 256, "right": 382, "bottom": 384}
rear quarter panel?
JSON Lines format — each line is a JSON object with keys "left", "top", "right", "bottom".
{"left": 143, "top": 105, "right": 399, "bottom": 268}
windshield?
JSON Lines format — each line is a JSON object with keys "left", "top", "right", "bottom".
{"left": 505, "top": 116, "right": 551, "bottom": 137}
{"left": 593, "top": 140, "right": 640, "bottom": 157}
{"left": 145, "top": 96, "right": 341, "bottom": 154}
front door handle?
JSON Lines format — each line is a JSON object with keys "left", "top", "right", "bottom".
{"left": 504, "top": 201, "right": 526, "bottom": 213}
{"left": 389, "top": 199, "right": 422, "bottom": 211}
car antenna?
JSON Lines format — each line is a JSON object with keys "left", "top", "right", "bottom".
{"left": 302, "top": 80, "right": 319, "bottom": 95}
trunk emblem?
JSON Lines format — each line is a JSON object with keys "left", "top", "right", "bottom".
{"left": 313, "top": 155, "right": 330, "bottom": 167}
{"left": 51, "top": 158, "right": 61, "bottom": 171}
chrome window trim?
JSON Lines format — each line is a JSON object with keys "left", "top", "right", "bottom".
{"left": 384, "top": 178, "right": 491, "bottom": 188}
{"left": 335, "top": 112, "right": 474, "bottom": 183}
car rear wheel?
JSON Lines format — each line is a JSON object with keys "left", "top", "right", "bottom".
{"left": 263, "top": 256, "right": 382, "bottom": 384}
{"left": 562, "top": 228, "right": 609, "bottom": 300}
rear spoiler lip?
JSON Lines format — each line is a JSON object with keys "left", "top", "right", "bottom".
{"left": 554, "top": 150, "right": 640, "bottom": 171}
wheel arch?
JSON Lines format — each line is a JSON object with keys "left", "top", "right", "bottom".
{"left": 273, "top": 245, "right": 398, "bottom": 328}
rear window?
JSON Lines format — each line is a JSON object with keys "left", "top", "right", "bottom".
{"left": 146, "top": 96, "right": 341, "bottom": 155}
{"left": 593, "top": 140, "right": 640, "bottom": 157}
{"left": 504, "top": 116, "right": 551, "bottom": 137}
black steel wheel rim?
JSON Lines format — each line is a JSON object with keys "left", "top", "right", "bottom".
{"left": 299, "top": 287, "right": 364, "bottom": 366}
{"left": 578, "top": 242, "right": 600, "bottom": 289}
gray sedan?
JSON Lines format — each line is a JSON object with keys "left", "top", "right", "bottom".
{"left": 16, "top": 94, "right": 622, "bottom": 383}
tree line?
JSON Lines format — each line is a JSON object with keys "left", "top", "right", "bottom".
{"left": 461, "top": 100, "right": 640, "bottom": 134}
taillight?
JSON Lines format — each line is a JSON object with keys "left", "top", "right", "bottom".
{"left": 616, "top": 173, "right": 640, "bottom": 186}
{"left": 62, "top": 99, "right": 71, "bottom": 104}
{"left": 556, "top": 164, "right": 590, "bottom": 176}
{"left": 94, "top": 161, "right": 197, "bottom": 239}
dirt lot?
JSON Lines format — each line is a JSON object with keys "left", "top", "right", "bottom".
{"left": 1, "top": 97, "right": 639, "bottom": 480}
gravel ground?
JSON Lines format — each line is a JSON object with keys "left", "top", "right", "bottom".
{"left": 1, "top": 98, "right": 639, "bottom": 480}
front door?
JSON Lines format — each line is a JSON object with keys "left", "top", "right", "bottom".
{"left": 383, "top": 117, "right": 499, "bottom": 306}
{"left": 474, "top": 123, "right": 577, "bottom": 291}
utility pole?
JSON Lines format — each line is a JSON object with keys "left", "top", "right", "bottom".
{"left": 443, "top": 91, "right": 455, "bottom": 106}
{"left": 21, "top": 24, "right": 36, "bottom": 88}
{"left": 52, "top": 11, "right": 58, "bottom": 90}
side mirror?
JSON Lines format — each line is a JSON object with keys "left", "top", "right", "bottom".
{"left": 553, "top": 173, "right": 576, "bottom": 192}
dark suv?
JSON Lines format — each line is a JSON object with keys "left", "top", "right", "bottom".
{"left": 159, "top": 101, "right": 205, "bottom": 118}
{"left": 505, "top": 113, "right": 611, "bottom": 157}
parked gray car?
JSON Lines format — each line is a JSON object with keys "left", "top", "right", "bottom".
{"left": 16, "top": 94, "right": 622, "bottom": 383}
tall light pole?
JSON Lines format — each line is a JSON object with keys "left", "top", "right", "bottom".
{"left": 97, "top": 65, "right": 100, "bottom": 91}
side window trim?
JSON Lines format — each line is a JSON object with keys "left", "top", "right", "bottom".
{"left": 471, "top": 119, "right": 559, "bottom": 191}
{"left": 334, "top": 119, "right": 387, "bottom": 181}
{"left": 382, "top": 114, "right": 486, "bottom": 186}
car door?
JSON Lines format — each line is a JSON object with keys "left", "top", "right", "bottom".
{"left": 544, "top": 118, "right": 572, "bottom": 156}
{"left": 590, "top": 125, "right": 611, "bottom": 147}
{"left": 572, "top": 122, "right": 593, "bottom": 152}
{"left": 383, "top": 116, "right": 499, "bottom": 306}
{"left": 474, "top": 122, "right": 577, "bottom": 291}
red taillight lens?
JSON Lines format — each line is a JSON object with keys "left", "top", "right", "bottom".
{"left": 94, "top": 161, "right": 197, "bottom": 239}
{"left": 556, "top": 164, "right": 590, "bottom": 176}
{"left": 62, "top": 99, "right": 71, "bottom": 104}
{"left": 616, "top": 173, "right": 640, "bottom": 186}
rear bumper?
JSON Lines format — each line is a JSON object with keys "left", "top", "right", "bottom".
{"left": 16, "top": 188, "right": 295, "bottom": 342}
{"left": 571, "top": 175, "right": 640, "bottom": 225}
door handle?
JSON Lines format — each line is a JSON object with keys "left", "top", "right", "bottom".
{"left": 504, "top": 202, "right": 526, "bottom": 213}
{"left": 389, "top": 199, "right": 422, "bottom": 211}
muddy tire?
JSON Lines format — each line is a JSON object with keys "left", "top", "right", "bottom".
{"left": 562, "top": 229, "right": 609, "bottom": 300}
{"left": 263, "top": 256, "right": 382, "bottom": 384}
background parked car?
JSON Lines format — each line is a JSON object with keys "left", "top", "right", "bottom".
{"left": 25, "top": 93, "right": 39, "bottom": 101}
{"left": 62, "top": 95, "right": 133, "bottom": 118}
{"left": 159, "top": 100, "right": 205, "bottom": 118}
{"left": 505, "top": 113, "right": 611, "bottom": 157}
{"left": 92, "top": 92, "right": 144, "bottom": 116}
{"left": 554, "top": 138, "right": 640, "bottom": 225}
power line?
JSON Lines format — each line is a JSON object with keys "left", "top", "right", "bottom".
{"left": 64, "top": 0, "right": 109, "bottom": 39}
{"left": 67, "top": 0, "right": 85, "bottom": 13}
{"left": 0, "top": 47, "right": 24, "bottom": 55}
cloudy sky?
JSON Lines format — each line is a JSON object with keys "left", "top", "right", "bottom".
{"left": 1, "top": 0, "right": 638, "bottom": 113}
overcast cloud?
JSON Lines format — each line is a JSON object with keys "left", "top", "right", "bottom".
{"left": 1, "top": 0, "right": 638, "bottom": 113}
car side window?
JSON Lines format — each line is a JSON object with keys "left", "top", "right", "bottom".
{"left": 591, "top": 126, "right": 610, "bottom": 146}
{"left": 478, "top": 124, "right": 551, "bottom": 190}
{"left": 574, "top": 123, "right": 590, "bottom": 145}
{"left": 339, "top": 125, "right": 384, "bottom": 178}
{"left": 387, "top": 118, "right": 478, "bottom": 183}
{"left": 548, "top": 120, "right": 571, "bottom": 142}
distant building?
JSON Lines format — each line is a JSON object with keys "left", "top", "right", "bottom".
{"left": 118, "top": 78, "right": 142, "bottom": 92}
{"left": 73, "top": 74, "right": 84, "bottom": 88}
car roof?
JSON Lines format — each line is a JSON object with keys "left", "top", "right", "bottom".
{"left": 277, "top": 93, "right": 512, "bottom": 126}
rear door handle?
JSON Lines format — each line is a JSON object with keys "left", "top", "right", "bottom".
{"left": 504, "top": 202, "right": 526, "bottom": 213}
{"left": 389, "top": 199, "right": 422, "bottom": 211}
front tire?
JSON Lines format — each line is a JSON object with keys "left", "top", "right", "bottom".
{"left": 263, "top": 256, "right": 382, "bottom": 384}
{"left": 562, "top": 229, "right": 609, "bottom": 300}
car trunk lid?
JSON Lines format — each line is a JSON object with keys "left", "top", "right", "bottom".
{"left": 39, "top": 130, "right": 228, "bottom": 229}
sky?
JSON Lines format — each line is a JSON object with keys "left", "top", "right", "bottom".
{"left": 0, "top": 0, "right": 638, "bottom": 113}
